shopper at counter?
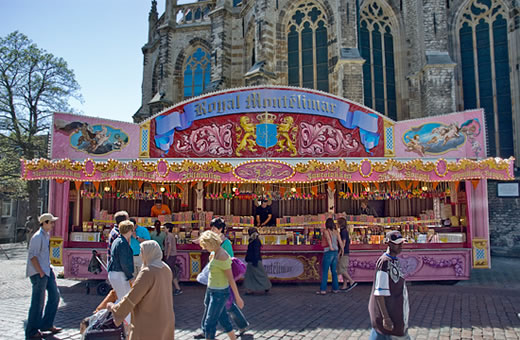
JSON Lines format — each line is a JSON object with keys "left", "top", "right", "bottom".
{"left": 337, "top": 217, "right": 357, "bottom": 291}
{"left": 150, "top": 220, "right": 166, "bottom": 251}
{"left": 129, "top": 218, "right": 151, "bottom": 276}
{"left": 316, "top": 218, "right": 342, "bottom": 295}
{"left": 255, "top": 199, "right": 274, "bottom": 226}
{"left": 210, "top": 218, "right": 234, "bottom": 256}
{"left": 368, "top": 230, "right": 410, "bottom": 340}
{"left": 164, "top": 222, "right": 183, "bottom": 296}
{"left": 108, "top": 210, "right": 129, "bottom": 261}
{"left": 107, "top": 240, "right": 175, "bottom": 340}
{"left": 244, "top": 227, "right": 272, "bottom": 295}
{"left": 150, "top": 200, "right": 171, "bottom": 217}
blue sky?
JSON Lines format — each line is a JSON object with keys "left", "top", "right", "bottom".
{"left": 0, "top": 0, "right": 177, "bottom": 123}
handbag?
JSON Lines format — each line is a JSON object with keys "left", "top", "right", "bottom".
{"left": 231, "top": 257, "right": 246, "bottom": 281}
{"left": 196, "top": 262, "right": 210, "bottom": 285}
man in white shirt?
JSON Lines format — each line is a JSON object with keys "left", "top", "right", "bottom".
{"left": 25, "top": 213, "right": 62, "bottom": 339}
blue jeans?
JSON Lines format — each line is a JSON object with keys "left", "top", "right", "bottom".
{"left": 25, "top": 270, "right": 60, "bottom": 338}
{"left": 201, "top": 288, "right": 233, "bottom": 339}
{"left": 320, "top": 250, "right": 339, "bottom": 291}
{"left": 228, "top": 300, "right": 249, "bottom": 330}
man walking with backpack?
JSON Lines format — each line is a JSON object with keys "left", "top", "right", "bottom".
{"left": 368, "top": 230, "right": 410, "bottom": 340}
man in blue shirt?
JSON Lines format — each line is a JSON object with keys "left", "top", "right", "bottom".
{"left": 129, "top": 218, "right": 151, "bottom": 275}
{"left": 25, "top": 213, "right": 62, "bottom": 339}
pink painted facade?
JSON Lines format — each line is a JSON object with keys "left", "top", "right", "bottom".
{"left": 394, "top": 109, "right": 486, "bottom": 159}
{"left": 51, "top": 112, "right": 140, "bottom": 160}
{"left": 22, "top": 158, "right": 514, "bottom": 184}
{"left": 24, "top": 87, "right": 511, "bottom": 283}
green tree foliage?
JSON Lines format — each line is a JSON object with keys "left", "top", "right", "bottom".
{"left": 0, "top": 31, "right": 82, "bottom": 217}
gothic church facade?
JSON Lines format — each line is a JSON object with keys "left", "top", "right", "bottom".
{"left": 135, "top": 0, "right": 520, "bottom": 255}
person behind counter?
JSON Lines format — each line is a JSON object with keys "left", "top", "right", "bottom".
{"left": 150, "top": 199, "right": 171, "bottom": 217}
{"left": 360, "top": 200, "right": 378, "bottom": 217}
{"left": 255, "top": 199, "right": 274, "bottom": 227}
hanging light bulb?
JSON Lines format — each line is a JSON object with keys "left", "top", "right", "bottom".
{"left": 104, "top": 186, "right": 110, "bottom": 192}
{"left": 291, "top": 187, "right": 297, "bottom": 193}
{"left": 421, "top": 186, "right": 428, "bottom": 191}
{"left": 232, "top": 186, "right": 237, "bottom": 192}
{"left": 365, "top": 186, "right": 370, "bottom": 192}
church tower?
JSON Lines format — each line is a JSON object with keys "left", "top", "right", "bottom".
{"left": 134, "top": 0, "right": 519, "bottom": 162}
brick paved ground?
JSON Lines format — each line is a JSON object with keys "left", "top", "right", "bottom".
{"left": 1, "top": 243, "right": 519, "bottom": 339}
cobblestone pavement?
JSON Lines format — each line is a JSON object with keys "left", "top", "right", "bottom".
{"left": 1, "top": 243, "right": 519, "bottom": 339}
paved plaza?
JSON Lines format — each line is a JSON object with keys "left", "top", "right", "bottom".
{"left": 1, "top": 243, "right": 519, "bottom": 339}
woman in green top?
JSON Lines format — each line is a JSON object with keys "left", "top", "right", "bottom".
{"left": 150, "top": 220, "right": 166, "bottom": 251}
{"left": 198, "top": 231, "right": 244, "bottom": 340}
{"left": 208, "top": 218, "right": 249, "bottom": 335}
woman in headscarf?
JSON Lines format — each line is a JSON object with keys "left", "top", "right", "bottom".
{"left": 108, "top": 240, "right": 175, "bottom": 340}
{"left": 244, "top": 227, "right": 272, "bottom": 295}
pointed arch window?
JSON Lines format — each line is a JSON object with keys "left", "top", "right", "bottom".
{"left": 183, "top": 47, "right": 211, "bottom": 98}
{"left": 360, "top": 1, "right": 397, "bottom": 120}
{"left": 287, "top": 3, "right": 329, "bottom": 92}
{"left": 458, "top": 0, "right": 513, "bottom": 158}
{"left": 151, "top": 62, "right": 160, "bottom": 95}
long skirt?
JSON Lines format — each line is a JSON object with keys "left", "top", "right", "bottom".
{"left": 244, "top": 261, "right": 272, "bottom": 292}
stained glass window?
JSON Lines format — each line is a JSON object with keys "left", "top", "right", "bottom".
{"left": 458, "top": 0, "right": 513, "bottom": 157}
{"left": 287, "top": 3, "right": 329, "bottom": 92}
{"left": 183, "top": 47, "right": 211, "bottom": 99}
{"left": 360, "top": 1, "right": 397, "bottom": 120}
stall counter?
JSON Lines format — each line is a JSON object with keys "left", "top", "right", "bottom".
{"left": 177, "top": 244, "right": 471, "bottom": 283}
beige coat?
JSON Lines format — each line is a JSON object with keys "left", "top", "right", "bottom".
{"left": 112, "top": 265, "right": 174, "bottom": 340}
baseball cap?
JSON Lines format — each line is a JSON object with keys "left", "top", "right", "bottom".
{"left": 39, "top": 213, "right": 59, "bottom": 224}
{"left": 384, "top": 230, "right": 405, "bottom": 244}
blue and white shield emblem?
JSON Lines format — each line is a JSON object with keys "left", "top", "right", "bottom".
{"left": 256, "top": 123, "right": 278, "bottom": 148}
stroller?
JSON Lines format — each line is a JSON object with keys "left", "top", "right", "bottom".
{"left": 87, "top": 250, "right": 112, "bottom": 296}
{"left": 82, "top": 308, "right": 126, "bottom": 340}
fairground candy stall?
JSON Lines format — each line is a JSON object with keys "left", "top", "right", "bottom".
{"left": 21, "top": 86, "right": 514, "bottom": 284}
